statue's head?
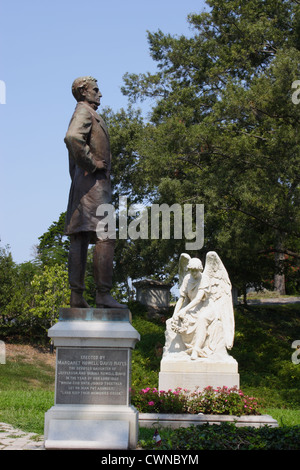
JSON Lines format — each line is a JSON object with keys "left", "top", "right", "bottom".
{"left": 71, "top": 76, "right": 101, "bottom": 109}
{"left": 187, "top": 257, "right": 203, "bottom": 279}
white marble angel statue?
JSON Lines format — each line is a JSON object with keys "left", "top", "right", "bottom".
{"left": 163, "top": 251, "right": 235, "bottom": 361}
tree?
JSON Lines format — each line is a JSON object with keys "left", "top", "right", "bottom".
{"left": 104, "top": 106, "right": 184, "bottom": 287}
{"left": 0, "top": 245, "right": 43, "bottom": 338}
{"left": 120, "top": 0, "right": 300, "bottom": 294}
{"left": 0, "top": 244, "right": 17, "bottom": 322}
{"left": 36, "top": 212, "right": 69, "bottom": 266}
{"left": 29, "top": 264, "right": 69, "bottom": 335}
{"left": 102, "top": 106, "right": 147, "bottom": 205}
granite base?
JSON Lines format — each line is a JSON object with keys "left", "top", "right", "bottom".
{"left": 44, "top": 308, "right": 140, "bottom": 450}
{"left": 159, "top": 356, "right": 240, "bottom": 391}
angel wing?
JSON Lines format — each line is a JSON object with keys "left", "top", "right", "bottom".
{"left": 178, "top": 253, "right": 191, "bottom": 288}
{"left": 203, "top": 251, "right": 235, "bottom": 349}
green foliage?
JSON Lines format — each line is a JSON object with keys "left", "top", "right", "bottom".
{"left": 0, "top": 245, "right": 16, "bottom": 312}
{"left": 0, "top": 244, "right": 70, "bottom": 342}
{"left": 37, "top": 212, "right": 69, "bottom": 266}
{"left": 0, "top": 247, "right": 41, "bottom": 338}
{"left": 188, "top": 386, "right": 261, "bottom": 416}
{"left": 232, "top": 303, "right": 300, "bottom": 408}
{"left": 29, "top": 264, "right": 70, "bottom": 331}
{"left": 130, "top": 302, "right": 165, "bottom": 388}
{"left": 103, "top": 106, "right": 185, "bottom": 284}
{"left": 131, "top": 387, "right": 189, "bottom": 414}
{"left": 102, "top": 106, "right": 146, "bottom": 203}
{"left": 139, "top": 422, "right": 300, "bottom": 450}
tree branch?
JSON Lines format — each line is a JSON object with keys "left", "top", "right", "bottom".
{"left": 258, "top": 248, "right": 300, "bottom": 260}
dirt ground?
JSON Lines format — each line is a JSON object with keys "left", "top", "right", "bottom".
{"left": 4, "top": 343, "right": 56, "bottom": 367}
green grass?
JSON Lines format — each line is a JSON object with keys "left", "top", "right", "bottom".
{"left": 0, "top": 390, "right": 53, "bottom": 435}
{"left": 231, "top": 303, "right": 300, "bottom": 411}
{"left": 0, "top": 300, "right": 300, "bottom": 437}
{"left": 0, "top": 353, "right": 55, "bottom": 434}
{"left": 267, "top": 408, "right": 300, "bottom": 426}
{"left": 0, "top": 358, "right": 54, "bottom": 391}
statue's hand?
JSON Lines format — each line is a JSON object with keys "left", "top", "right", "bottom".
{"left": 171, "top": 308, "right": 189, "bottom": 334}
{"left": 172, "top": 310, "right": 184, "bottom": 322}
{"left": 172, "top": 311, "right": 179, "bottom": 322}
{"left": 95, "top": 159, "right": 108, "bottom": 170}
{"left": 177, "top": 308, "right": 187, "bottom": 319}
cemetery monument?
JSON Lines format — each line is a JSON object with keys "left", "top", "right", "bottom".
{"left": 63, "top": 76, "right": 126, "bottom": 310}
{"left": 159, "top": 251, "right": 240, "bottom": 391}
{"left": 44, "top": 77, "right": 140, "bottom": 450}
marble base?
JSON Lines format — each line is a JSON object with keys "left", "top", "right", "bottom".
{"left": 44, "top": 308, "right": 140, "bottom": 450}
{"left": 44, "top": 405, "right": 139, "bottom": 450}
{"left": 159, "top": 355, "right": 240, "bottom": 391}
{"left": 139, "top": 413, "right": 278, "bottom": 429}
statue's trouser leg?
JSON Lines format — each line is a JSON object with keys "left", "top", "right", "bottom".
{"left": 93, "top": 238, "right": 115, "bottom": 294}
{"left": 93, "top": 238, "right": 126, "bottom": 308}
{"left": 68, "top": 232, "right": 90, "bottom": 308}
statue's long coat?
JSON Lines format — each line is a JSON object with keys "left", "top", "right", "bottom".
{"left": 64, "top": 101, "right": 112, "bottom": 235}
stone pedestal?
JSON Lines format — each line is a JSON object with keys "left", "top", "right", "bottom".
{"left": 159, "top": 355, "right": 239, "bottom": 392}
{"left": 44, "top": 308, "right": 140, "bottom": 450}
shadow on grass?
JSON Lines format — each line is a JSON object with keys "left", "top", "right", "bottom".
{"left": 232, "top": 304, "right": 300, "bottom": 407}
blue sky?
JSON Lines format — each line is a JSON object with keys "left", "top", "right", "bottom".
{"left": 0, "top": 0, "right": 207, "bottom": 264}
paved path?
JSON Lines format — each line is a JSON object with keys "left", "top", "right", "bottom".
{"left": 0, "top": 422, "right": 44, "bottom": 450}
{"left": 246, "top": 296, "right": 300, "bottom": 305}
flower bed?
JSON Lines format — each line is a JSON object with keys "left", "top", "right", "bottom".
{"left": 131, "top": 386, "right": 261, "bottom": 416}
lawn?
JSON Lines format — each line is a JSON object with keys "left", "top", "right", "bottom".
{"left": 0, "top": 301, "right": 300, "bottom": 439}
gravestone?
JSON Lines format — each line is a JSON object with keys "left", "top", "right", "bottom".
{"left": 159, "top": 252, "right": 240, "bottom": 392}
{"left": 134, "top": 279, "right": 172, "bottom": 311}
{"left": 44, "top": 308, "right": 140, "bottom": 450}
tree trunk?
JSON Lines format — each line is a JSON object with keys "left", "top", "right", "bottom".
{"left": 274, "top": 233, "right": 286, "bottom": 295}
{"left": 243, "top": 284, "right": 247, "bottom": 305}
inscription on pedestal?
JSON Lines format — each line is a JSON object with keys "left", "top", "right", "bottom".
{"left": 55, "top": 348, "right": 129, "bottom": 405}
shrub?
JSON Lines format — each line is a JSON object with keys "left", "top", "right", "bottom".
{"left": 140, "top": 423, "right": 300, "bottom": 450}
{"left": 131, "top": 386, "right": 262, "bottom": 416}
{"left": 131, "top": 387, "right": 189, "bottom": 413}
{"left": 188, "top": 385, "right": 261, "bottom": 415}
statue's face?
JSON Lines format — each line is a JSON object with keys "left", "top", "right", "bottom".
{"left": 190, "top": 268, "right": 201, "bottom": 280}
{"left": 81, "top": 81, "right": 102, "bottom": 108}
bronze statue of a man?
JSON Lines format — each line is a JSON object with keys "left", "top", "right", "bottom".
{"left": 64, "top": 76, "right": 125, "bottom": 309}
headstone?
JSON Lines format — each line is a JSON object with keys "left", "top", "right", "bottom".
{"left": 159, "top": 252, "right": 240, "bottom": 392}
{"left": 134, "top": 279, "right": 172, "bottom": 311}
{"left": 44, "top": 308, "right": 140, "bottom": 450}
